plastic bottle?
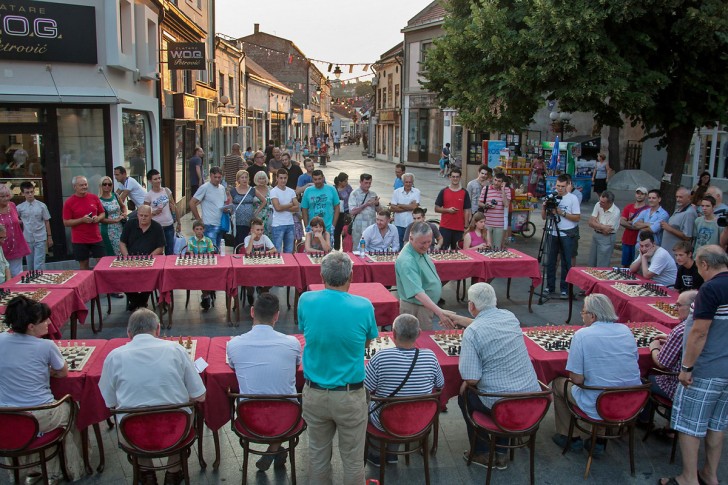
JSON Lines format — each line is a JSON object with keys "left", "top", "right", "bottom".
{"left": 359, "top": 236, "right": 366, "bottom": 255}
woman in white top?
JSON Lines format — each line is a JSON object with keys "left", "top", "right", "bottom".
{"left": 592, "top": 153, "right": 611, "bottom": 196}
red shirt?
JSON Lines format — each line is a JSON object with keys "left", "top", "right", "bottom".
{"left": 62, "top": 193, "right": 105, "bottom": 243}
{"left": 620, "top": 203, "right": 648, "bottom": 245}
{"left": 435, "top": 187, "right": 471, "bottom": 231}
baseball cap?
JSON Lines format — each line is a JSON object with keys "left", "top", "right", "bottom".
{"left": 635, "top": 186, "right": 648, "bottom": 194}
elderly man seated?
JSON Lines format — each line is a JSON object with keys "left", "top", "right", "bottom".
{"left": 364, "top": 314, "right": 444, "bottom": 466}
{"left": 551, "top": 294, "right": 641, "bottom": 455}
{"left": 449, "top": 282, "right": 540, "bottom": 470}
{"left": 629, "top": 232, "right": 677, "bottom": 286}
{"left": 361, "top": 209, "right": 400, "bottom": 252}
{"left": 99, "top": 309, "right": 206, "bottom": 485}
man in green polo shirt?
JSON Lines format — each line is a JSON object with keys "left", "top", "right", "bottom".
{"left": 395, "top": 222, "right": 454, "bottom": 330}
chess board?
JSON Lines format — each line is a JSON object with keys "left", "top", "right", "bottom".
{"left": 427, "top": 250, "right": 472, "bottom": 261}
{"left": 242, "top": 254, "right": 284, "bottom": 265}
{"left": 110, "top": 257, "right": 156, "bottom": 268}
{"left": 365, "top": 333, "right": 396, "bottom": 359}
{"left": 17, "top": 270, "right": 77, "bottom": 285}
{"left": 476, "top": 248, "right": 522, "bottom": 259}
{"left": 175, "top": 255, "right": 218, "bottom": 266}
{"left": 306, "top": 252, "right": 353, "bottom": 265}
{"left": 0, "top": 315, "right": 7, "bottom": 333}
{"left": 524, "top": 324, "right": 664, "bottom": 352}
{"left": 612, "top": 282, "right": 669, "bottom": 298}
{"left": 581, "top": 268, "right": 636, "bottom": 281}
{"left": 165, "top": 337, "right": 197, "bottom": 362}
{"left": 58, "top": 344, "right": 95, "bottom": 371}
{"left": 648, "top": 302, "right": 679, "bottom": 319}
{"left": 365, "top": 252, "right": 399, "bottom": 263}
{"left": 0, "top": 288, "right": 49, "bottom": 306}
{"left": 430, "top": 330, "right": 464, "bottom": 356}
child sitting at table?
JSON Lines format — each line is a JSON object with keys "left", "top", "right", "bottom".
{"left": 672, "top": 240, "right": 704, "bottom": 292}
{"left": 304, "top": 216, "right": 331, "bottom": 253}
{"left": 187, "top": 220, "right": 215, "bottom": 310}
{"left": 244, "top": 218, "right": 276, "bottom": 256}
{"left": 463, "top": 212, "right": 490, "bottom": 249}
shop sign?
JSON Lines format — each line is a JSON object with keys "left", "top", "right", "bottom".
{"left": 0, "top": 0, "right": 97, "bottom": 64}
{"left": 173, "top": 93, "right": 197, "bottom": 120}
{"left": 409, "top": 94, "right": 437, "bottom": 109}
{"left": 167, "top": 42, "right": 206, "bottom": 70}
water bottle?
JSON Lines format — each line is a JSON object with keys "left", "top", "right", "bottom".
{"left": 359, "top": 236, "right": 366, "bottom": 255}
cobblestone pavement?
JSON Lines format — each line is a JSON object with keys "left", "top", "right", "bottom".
{"left": 53, "top": 143, "right": 726, "bottom": 485}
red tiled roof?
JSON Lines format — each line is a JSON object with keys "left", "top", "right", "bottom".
{"left": 407, "top": 1, "right": 446, "bottom": 27}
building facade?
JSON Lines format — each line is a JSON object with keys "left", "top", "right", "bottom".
{"left": 373, "top": 44, "right": 403, "bottom": 163}
{"left": 213, "top": 35, "right": 244, "bottom": 162}
{"left": 245, "top": 59, "right": 293, "bottom": 152}
{"left": 0, "top": 0, "right": 161, "bottom": 260}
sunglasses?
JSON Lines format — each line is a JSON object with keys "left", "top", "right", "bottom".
{"left": 102, "top": 182, "right": 112, "bottom": 186}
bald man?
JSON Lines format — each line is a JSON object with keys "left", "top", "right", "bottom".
{"left": 660, "top": 186, "right": 697, "bottom": 260}
{"left": 62, "top": 175, "right": 106, "bottom": 269}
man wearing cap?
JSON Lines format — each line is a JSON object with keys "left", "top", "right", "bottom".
{"left": 620, "top": 187, "right": 649, "bottom": 267}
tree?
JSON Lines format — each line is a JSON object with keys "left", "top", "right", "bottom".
{"left": 423, "top": 0, "right": 728, "bottom": 212}
{"left": 354, "top": 81, "right": 373, "bottom": 97}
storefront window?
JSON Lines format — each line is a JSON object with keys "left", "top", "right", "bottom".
{"left": 121, "top": 110, "right": 150, "bottom": 185}
{"left": 175, "top": 125, "right": 184, "bottom": 201}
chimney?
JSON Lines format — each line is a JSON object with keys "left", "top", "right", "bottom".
{"left": 254, "top": 23, "right": 259, "bottom": 34}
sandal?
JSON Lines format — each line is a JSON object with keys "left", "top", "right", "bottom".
{"left": 658, "top": 478, "right": 680, "bottom": 485}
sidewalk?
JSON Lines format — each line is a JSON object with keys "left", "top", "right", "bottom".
{"left": 63, "top": 143, "right": 724, "bottom": 485}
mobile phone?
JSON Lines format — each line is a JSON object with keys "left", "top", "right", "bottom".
{"left": 87, "top": 212, "right": 94, "bottom": 217}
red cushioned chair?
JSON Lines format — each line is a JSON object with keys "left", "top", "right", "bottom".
{"left": 228, "top": 391, "right": 306, "bottom": 485}
{"left": 0, "top": 394, "right": 77, "bottom": 485}
{"left": 562, "top": 379, "right": 651, "bottom": 478}
{"left": 364, "top": 391, "right": 441, "bottom": 485}
{"left": 642, "top": 368, "right": 679, "bottom": 463}
{"left": 463, "top": 382, "right": 552, "bottom": 485}
{"left": 112, "top": 402, "right": 199, "bottom": 485}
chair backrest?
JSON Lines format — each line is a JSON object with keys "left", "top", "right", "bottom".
{"left": 473, "top": 382, "right": 553, "bottom": 433}
{"left": 377, "top": 393, "right": 441, "bottom": 439}
{"left": 0, "top": 411, "right": 39, "bottom": 452}
{"left": 296, "top": 241, "right": 306, "bottom": 253}
{"left": 116, "top": 404, "right": 194, "bottom": 453}
{"left": 232, "top": 394, "right": 303, "bottom": 440}
{"left": 596, "top": 384, "right": 650, "bottom": 423}
{"left": 234, "top": 243, "right": 246, "bottom": 255}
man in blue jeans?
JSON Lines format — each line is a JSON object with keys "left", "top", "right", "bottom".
{"left": 270, "top": 169, "right": 299, "bottom": 253}
{"left": 541, "top": 174, "right": 581, "bottom": 299}
{"left": 189, "top": 166, "right": 226, "bottom": 250}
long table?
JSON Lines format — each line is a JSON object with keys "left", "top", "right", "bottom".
{"left": 0, "top": 288, "right": 87, "bottom": 339}
{"left": 565, "top": 267, "right": 649, "bottom": 323}
{"left": 622, "top": 300, "right": 682, "bottom": 329}
{"left": 308, "top": 282, "right": 399, "bottom": 327}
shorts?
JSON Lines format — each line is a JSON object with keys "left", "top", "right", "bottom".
{"left": 671, "top": 377, "right": 728, "bottom": 438}
{"left": 72, "top": 241, "right": 106, "bottom": 261}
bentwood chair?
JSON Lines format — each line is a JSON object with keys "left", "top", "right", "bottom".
{"left": 0, "top": 394, "right": 77, "bottom": 485}
{"left": 227, "top": 391, "right": 306, "bottom": 485}
{"left": 463, "top": 382, "right": 552, "bottom": 485}
{"left": 642, "top": 368, "right": 679, "bottom": 463}
{"left": 562, "top": 379, "right": 650, "bottom": 478}
{"left": 111, "top": 402, "right": 200, "bottom": 485}
{"left": 364, "top": 392, "right": 441, "bottom": 485}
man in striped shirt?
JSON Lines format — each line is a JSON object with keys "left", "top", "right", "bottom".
{"left": 364, "top": 314, "right": 444, "bottom": 466}
{"left": 480, "top": 172, "right": 510, "bottom": 249}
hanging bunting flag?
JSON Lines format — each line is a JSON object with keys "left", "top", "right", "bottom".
{"left": 349, "top": 65, "right": 353, "bottom": 73}
{"left": 363, "top": 64, "right": 369, "bottom": 71}
{"left": 328, "top": 64, "right": 332, "bottom": 72}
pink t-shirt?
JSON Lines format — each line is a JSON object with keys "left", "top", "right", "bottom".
{"left": 481, "top": 185, "right": 509, "bottom": 229}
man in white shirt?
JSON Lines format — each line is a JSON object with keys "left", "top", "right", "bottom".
{"left": 189, "top": 166, "right": 227, "bottom": 249}
{"left": 227, "top": 293, "right": 302, "bottom": 472}
{"left": 629, "top": 232, "right": 678, "bottom": 286}
{"left": 587, "top": 190, "right": 620, "bottom": 267}
{"left": 114, "top": 165, "right": 147, "bottom": 211}
{"left": 270, "top": 169, "right": 300, "bottom": 253}
{"left": 99, "top": 309, "right": 206, "bottom": 485}
{"left": 390, "top": 173, "right": 420, "bottom": 249}
{"left": 541, "top": 174, "right": 581, "bottom": 299}
{"left": 362, "top": 209, "right": 400, "bottom": 252}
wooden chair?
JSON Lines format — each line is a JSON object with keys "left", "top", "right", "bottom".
{"left": 642, "top": 369, "right": 679, "bottom": 463}
{"left": 463, "top": 382, "right": 552, "bottom": 485}
{"left": 364, "top": 391, "right": 441, "bottom": 485}
{"left": 227, "top": 391, "right": 306, "bottom": 485}
{"left": 0, "top": 394, "right": 77, "bottom": 485}
{"left": 562, "top": 379, "right": 650, "bottom": 478}
{"left": 111, "top": 402, "right": 199, "bottom": 485}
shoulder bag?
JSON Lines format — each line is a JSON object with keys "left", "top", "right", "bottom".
{"left": 230, "top": 187, "right": 253, "bottom": 237}
{"left": 347, "top": 192, "right": 369, "bottom": 235}
{"left": 368, "top": 349, "right": 419, "bottom": 415}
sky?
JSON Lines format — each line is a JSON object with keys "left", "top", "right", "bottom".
{"left": 215, "top": 0, "right": 432, "bottom": 81}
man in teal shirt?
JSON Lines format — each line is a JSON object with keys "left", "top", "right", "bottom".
{"left": 395, "top": 222, "right": 454, "bottom": 330}
{"left": 298, "top": 251, "right": 378, "bottom": 485}
{"left": 301, "top": 169, "right": 340, "bottom": 245}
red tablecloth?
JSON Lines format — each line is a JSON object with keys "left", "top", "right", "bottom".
{"left": 294, "top": 252, "right": 367, "bottom": 289}
{"left": 0, "top": 288, "right": 87, "bottom": 339}
{"left": 524, "top": 322, "right": 672, "bottom": 384}
{"left": 50, "top": 339, "right": 108, "bottom": 430}
{"left": 159, "top": 255, "right": 235, "bottom": 304}
{"left": 358, "top": 251, "right": 486, "bottom": 287}
{"left": 204, "top": 331, "right": 461, "bottom": 432}
{"left": 592, "top": 281, "right": 679, "bottom": 317}
{"left": 565, "top": 267, "right": 647, "bottom": 294}
{"left": 622, "top": 300, "right": 682, "bottom": 329}
{"left": 93, "top": 256, "right": 166, "bottom": 294}
{"left": 5, "top": 271, "right": 98, "bottom": 325}
{"left": 231, "top": 253, "right": 303, "bottom": 291}
{"left": 83, "top": 336, "right": 210, "bottom": 429}
{"left": 308, "top": 283, "right": 399, "bottom": 327}
{"left": 469, "top": 249, "right": 544, "bottom": 288}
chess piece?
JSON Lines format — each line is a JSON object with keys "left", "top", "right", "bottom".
{"left": 186, "top": 336, "right": 192, "bottom": 350}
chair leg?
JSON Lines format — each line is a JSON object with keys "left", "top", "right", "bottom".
{"left": 379, "top": 440, "right": 386, "bottom": 485}
{"left": 197, "top": 414, "right": 206, "bottom": 469}
{"left": 629, "top": 424, "right": 636, "bottom": 476}
{"left": 12, "top": 458, "right": 19, "bottom": 484}
{"left": 289, "top": 438, "right": 297, "bottom": 485}
{"left": 39, "top": 449, "right": 49, "bottom": 484}
{"left": 132, "top": 456, "right": 139, "bottom": 485}
{"left": 507, "top": 277, "right": 512, "bottom": 299}
{"left": 486, "top": 436, "right": 496, "bottom": 485}
{"left": 107, "top": 417, "right": 115, "bottom": 429}
{"left": 93, "top": 422, "right": 105, "bottom": 473}
{"left": 563, "top": 416, "right": 576, "bottom": 455}
{"left": 670, "top": 432, "right": 678, "bottom": 463}
{"left": 241, "top": 442, "right": 250, "bottom": 485}
{"left": 106, "top": 294, "right": 112, "bottom": 315}
{"left": 643, "top": 401, "right": 657, "bottom": 441}
{"left": 584, "top": 427, "right": 598, "bottom": 479}
{"left": 212, "top": 430, "right": 221, "bottom": 470}
{"left": 529, "top": 434, "right": 536, "bottom": 485}
{"left": 81, "top": 427, "right": 93, "bottom": 476}
{"left": 431, "top": 412, "right": 439, "bottom": 455}
{"left": 185, "top": 290, "right": 191, "bottom": 309}
{"left": 423, "top": 434, "right": 431, "bottom": 485}
{"left": 456, "top": 280, "right": 461, "bottom": 302}
{"left": 286, "top": 286, "right": 292, "bottom": 310}
{"left": 404, "top": 442, "right": 410, "bottom": 466}
{"left": 182, "top": 450, "right": 191, "bottom": 485}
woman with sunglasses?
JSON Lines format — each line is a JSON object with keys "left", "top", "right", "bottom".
{"left": 98, "top": 176, "right": 126, "bottom": 256}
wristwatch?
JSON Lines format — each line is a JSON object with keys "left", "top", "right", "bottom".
{"left": 681, "top": 364, "right": 694, "bottom": 373}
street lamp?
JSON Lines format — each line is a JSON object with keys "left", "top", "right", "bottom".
{"left": 549, "top": 110, "right": 572, "bottom": 139}
{"left": 333, "top": 65, "right": 342, "bottom": 79}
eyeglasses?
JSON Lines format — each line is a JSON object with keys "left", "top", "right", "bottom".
{"left": 102, "top": 183, "right": 112, "bottom": 186}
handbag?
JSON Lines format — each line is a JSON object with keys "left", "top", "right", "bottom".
{"left": 173, "top": 231, "right": 187, "bottom": 255}
{"left": 220, "top": 211, "right": 231, "bottom": 233}
{"left": 369, "top": 349, "right": 419, "bottom": 415}
{"left": 347, "top": 192, "right": 369, "bottom": 235}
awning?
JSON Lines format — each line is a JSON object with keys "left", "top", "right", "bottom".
{"left": 0, "top": 94, "right": 130, "bottom": 104}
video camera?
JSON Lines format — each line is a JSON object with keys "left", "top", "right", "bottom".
{"left": 716, "top": 208, "right": 727, "bottom": 227}
{"left": 542, "top": 192, "right": 562, "bottom": 211}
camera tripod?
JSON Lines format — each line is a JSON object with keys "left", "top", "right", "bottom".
{"left": 537, "top": 209, "right": 561, "bottom": 304}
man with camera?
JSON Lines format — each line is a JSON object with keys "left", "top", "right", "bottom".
{"left": 480, "top": 172, "right": 511, "bottom": 248}
{"left": 541, "top": 174, "right": 581, "bottom": 299}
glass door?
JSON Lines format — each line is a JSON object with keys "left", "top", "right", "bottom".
{"left": 0, "top": 129, "right": 47, "bottom": 204}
